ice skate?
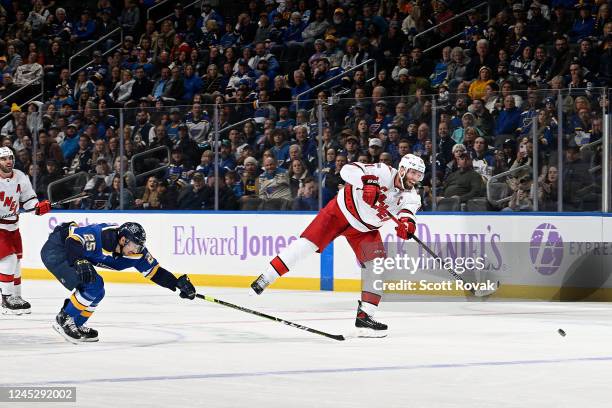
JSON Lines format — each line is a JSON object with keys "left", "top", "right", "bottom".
{"left": 78, "top": 325, "right": 99, "bottom": 342}
{"left": 2, "top": 294, "right": 30, "bottom": 315}
{"left": 52, "top": 309, "right": 83, "bottom": 344}
{"left": 355, "top": 301, "right": 388, "bottom": 338}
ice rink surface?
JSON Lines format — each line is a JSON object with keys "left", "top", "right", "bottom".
{"left": 2, "top": 280, "right": 612, "bottom": 408}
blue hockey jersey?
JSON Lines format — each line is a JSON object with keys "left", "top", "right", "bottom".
{"left": 66, "top": 223, "right": 160, "bottom": 280}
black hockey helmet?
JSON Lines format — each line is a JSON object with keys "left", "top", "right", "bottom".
{"left": 118, "top": 222, "right": 146, "bottom": 252}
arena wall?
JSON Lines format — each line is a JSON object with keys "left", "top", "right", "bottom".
{"left": 20, "top": 211, "right": 612, "bottom": 300}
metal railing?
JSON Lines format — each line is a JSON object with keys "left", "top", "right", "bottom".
{"left": 69, "top": 27, "right": 123, "bottom": 76}
{"left": 156, "top": 0, "right": 201, "bottom": 24}
{"left": 414, "top": 1, "right": 489, "bottom": 48}
{"left": 146, "top": 0, "right": 172, "bottom": 21}
{"left": 130, "top": 145, "right": 171, "bottom": 181}
{"left": 0, "top": 91, "right": 43, "bottom": 123}
{"left": 0, "top": 76, "right": 42, "bottom": 104}
{"left": 295, "top": 58, "right": 377, "bottom": 111}
{"left": 219, "top": 118, "right": 254, "bottom": 135}
{"left": 47, "top": 171, "right": 89, "bottom": 206}
{"left": 486, "top": 164, "right": 531, "bottom": 207}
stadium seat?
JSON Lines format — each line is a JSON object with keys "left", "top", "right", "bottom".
{"left": 259, "top": 198, "right": 291, "bottom": 211}
{"left": 240, "top": 198, "right": 262, "bottom": 211}
{"left": 488, "top": 182, "right": 510, "bottom": 207}
{"left": 467, "top": 198, "right": 489, "bottom": 212}
{"left": 436, "top": 197, "right": 461, "bottom": 211}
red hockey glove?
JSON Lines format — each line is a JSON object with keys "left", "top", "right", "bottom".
{"left": 35, "top": 200, "right": 51, "bottom": 215}
{"left": 361, "top": 175, "right": 380, "bottom": 207}
{"left": 395, "top": 216, "right": 416, "bottom": 240}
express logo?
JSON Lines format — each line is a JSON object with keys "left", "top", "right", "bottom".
{"left": 529, "top": 223, "right": 563, "bottom": 275}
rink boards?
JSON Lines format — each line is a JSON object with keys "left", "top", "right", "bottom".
{"left": 18, "top": 211, "right": 612, "bottom": 300}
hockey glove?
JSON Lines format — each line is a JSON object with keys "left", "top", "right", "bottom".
{"left": 74, "top": 259, "right": 97, "bottom": 284}
{"left": 361, "top": 175, "right": 380, "bottom": 207}
{"left": 35, "top": 200, "right": 51, "bottom": 215}
{"left": 395, "top": 216, "right": 416, "bottom": 240}
{"left": 176, "top": 274, "right": 196, "bottom": 300}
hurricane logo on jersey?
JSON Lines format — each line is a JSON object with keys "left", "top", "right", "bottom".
{"left": 0, "top": 191, "right": 17, "bottom": 213}
{"left": 529, "top": 223, "right": 563, "bottom": 275}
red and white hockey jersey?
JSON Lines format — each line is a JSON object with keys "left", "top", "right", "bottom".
{"left": 0, "top": 169, "right": 38, "bottom": 231}
{"left": 337, "top": 162, "right": 421, "bottom": 233}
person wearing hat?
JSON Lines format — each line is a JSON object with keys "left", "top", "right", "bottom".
{"left": 371, "top": 100, "right": 393, "bottom": 136}
{"left": 71, "top": 10, "right": 96, "bottom": 43}
{"left": 344, "top": 134, "right": 360, "bottom": 162}
{"left": 177, "top": 171, "right": 209, "bottom": 210}
{"left": 468, "top": 66, "right": 494, "bottom": 100}
{"left": 332, "top": 7, "right": 352, "bottom": 39}
{"left": 323, "top": 34, "right": 343, "bottom": 68}
{"left": 367, "top": 137, "right": 383, "bottom": 162}
{"left": 526, "top": 2, "right": 551, "bottom": 45}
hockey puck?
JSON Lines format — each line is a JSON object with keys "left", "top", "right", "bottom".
{"left": 558, "top": 328, "right": 566, "bottom": 337}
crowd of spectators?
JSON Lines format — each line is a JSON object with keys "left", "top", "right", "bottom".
{"left": 0, "top": 0, "right": 609, "bottom": 212}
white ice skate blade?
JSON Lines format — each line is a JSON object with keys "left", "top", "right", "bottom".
{"left": 354, "top": 327, "right": 388, "bottom": 338}
{"left": 79, "top": 334, "right": 99, "bottom": 343}
{"left": 52, "top": 323, "right": 83, "bottom": 345}
{"left": 2, "top": 307, "right": 23, "bottom": 315}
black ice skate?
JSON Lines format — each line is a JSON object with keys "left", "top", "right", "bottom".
{"left": 355, "top": 301, "right": 388, "bottom": 338}
{"left": 52, "top": 309, "right": 83, "bottom": 344}
{"left": 2, "top": 294, "right": 30, "bottom": 315}
{"left": 250, "top": 274, "right": 271, "bottom": 295}
{"left": 78, "top": 325, "right": 99, "bottom": 342}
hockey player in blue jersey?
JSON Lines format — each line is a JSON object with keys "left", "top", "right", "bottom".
{"left": 40, "top": 221, "right": 196, "bottom": 343}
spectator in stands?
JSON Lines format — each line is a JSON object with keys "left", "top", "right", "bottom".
{"left": 240, "top": 156, "right": 260, "bottom": 199}
{"left": 468, "top": 66, "right": 494, "bottom": 101}
{"left": 538, "top": 165, "right": 559, "bottom": 211}
{"left": 110, "top": 69, "right": 135, "bottom": 106}
{"left": 71, "top": 10, "right": 96, "bottom": 43}
{"left": 292, "top": 176, "right": 318, "bottom": 210}
{"left": 106, "top": 174, "right": 135, "bottom": 209}
{"left": 324, "top": 152, "right": 347, "bottom": 197}
{"left": 258, "top": 156, "right": 291, "bottom": 200}
{"left": 504, "top": 177, "right": 534, "bottom": 212}
{"left": 134, "top": 176, "right": 160, "bottom": 209}
{"left": 118, "top": 0, "right": 140, "bottom": 35}
{"left": 446, "top": 46, "right": 470, "bottom": 90}
{"left": 548, "top": 35, "right": 575, "bottom": 80}
{"left": 177, "top": 172, "right": 209, "bottom": 210}
{"left": 495, "top": 95, "right": 522, "bottom": 138}
{"left": 562, "top": 144, "right": 592, "bottom": 211}
{"left": 68, "top": 134, "right": 93, "bottom": 174}
{"left": 288, "top": 159, "right": 309, "bottom": 198}
{"left": 439, "top": 153, "right": 484, "bottom": 205}
{"left": 14, "top": 52, "right": 43, "bottom": 86}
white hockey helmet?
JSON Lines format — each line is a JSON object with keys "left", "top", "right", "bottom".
{"left": 0, "top": 146, "right": 14, "bottom": 159}
{"left": 398, "top": 154, "right": 425, "bottom": 188}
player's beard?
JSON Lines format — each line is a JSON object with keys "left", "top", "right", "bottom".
{"left": 0, "top": 162, "right": 13, "bottom": 175}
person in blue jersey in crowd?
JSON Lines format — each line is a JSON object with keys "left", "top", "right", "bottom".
{"left": 41, "top": 222, "right": 196, "bottom": 344}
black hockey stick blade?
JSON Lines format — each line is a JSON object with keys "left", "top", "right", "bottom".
{"left": 195, "top": 294, "right": 346, "bottom": 341}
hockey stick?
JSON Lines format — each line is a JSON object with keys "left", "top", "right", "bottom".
{"left": 0, "top": 192, "right": 91, "bottom": 220}
{"left": 383, "top": 209, "right": 499, "bottom": 297}
{"left": 195, "top": 294, "right": 346, "bottom": 341}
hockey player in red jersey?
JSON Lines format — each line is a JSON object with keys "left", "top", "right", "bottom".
{"left": 251, "top": 154, "right": 425, "bottom": 337}
{"left": 0, "top": 147, "right": 51, "bottom": 314}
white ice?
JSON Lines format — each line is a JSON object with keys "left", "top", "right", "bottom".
{"left": 2, "top": 280, "right": 612, "bottom": 408}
